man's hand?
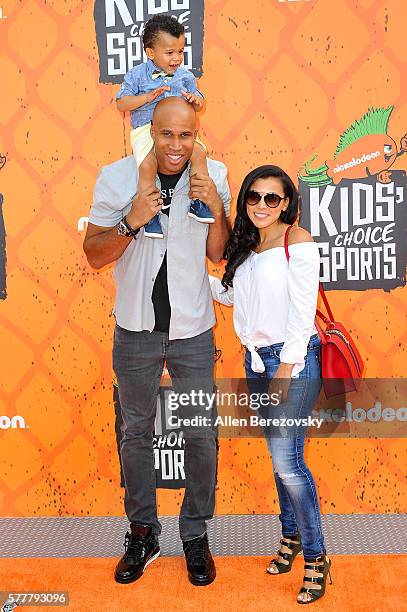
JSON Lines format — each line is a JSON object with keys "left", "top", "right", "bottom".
{"left": 189, "top": 173, "right": 223, "bottom": 214}
{"left": 181, "top": 91, "right": 204, "bottom": 111}
{"left": 145, "top": 86, "right": 171, "bottom": 104}
{"left": 126, "top": 185, "right": 163, "bottom": 229}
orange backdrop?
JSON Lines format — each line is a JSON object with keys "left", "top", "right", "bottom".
{"left": 0, "top": 0, "right": 406, "bottom": 518}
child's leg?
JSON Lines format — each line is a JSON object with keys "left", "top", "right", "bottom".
{"left": 188, "top": 142, "right": 215, "bottom": 223}
{"left": 137, "top": 147, "right": 163, "bottom": 238}
{"left": 190, "top": 141, "right": 208, "bottom": 177}
{"left": 137, "top": 147, "right": 157, "bottom": 192}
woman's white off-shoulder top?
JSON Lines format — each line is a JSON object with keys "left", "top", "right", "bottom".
{"left": 209, "top": 242, "right": 320, "bottom": 377}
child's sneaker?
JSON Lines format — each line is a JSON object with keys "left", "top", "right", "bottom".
{"left": 144, "top": 214, "right": 164, "bottom": 238}
{"left": 188, "top": 200, "right": 215, "bottom": 224}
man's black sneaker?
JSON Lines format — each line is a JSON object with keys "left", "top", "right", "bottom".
{"left": 183, "top": 533, "right": 216, "bottom": 586}
{"left": 114, "top": 523, "right": 160, "bottom": 584}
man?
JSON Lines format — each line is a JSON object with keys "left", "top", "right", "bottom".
{"left": 83, "top": 97, "right": 231, "bottom": 586}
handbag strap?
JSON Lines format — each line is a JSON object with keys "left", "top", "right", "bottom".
{"left": 316, "top": 309, "right": 331, "bottom": 325}
{"left": 314, "top": 316, "right": 327, "bottom": 345}
{"left": 284, "top": 225, "right": 334, "bottom": 336}
{"left": 317, "top": 282, "right": 334, "bottom": 323}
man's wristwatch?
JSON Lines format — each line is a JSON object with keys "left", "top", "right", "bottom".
{"left": 117, "top": 216, "right": 140, "bottom": 238}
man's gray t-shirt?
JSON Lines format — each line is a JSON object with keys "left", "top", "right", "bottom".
{"left": 89, "top": 156, "right": 231, "bottom": 340}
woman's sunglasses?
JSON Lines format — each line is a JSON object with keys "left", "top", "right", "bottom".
{"left": 245, "top": 190, "right": 286, "bottom": 208}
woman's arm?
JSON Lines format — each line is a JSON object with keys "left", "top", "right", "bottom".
{"left": 209, "top": 275, "right": 234, "bottom": 306}
{"left": 278, "top": 227, "right": 320, "bottom": 378}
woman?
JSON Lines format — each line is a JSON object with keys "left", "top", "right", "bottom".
{"left": 210, "top": 165, "right": 332, "bottom": 604}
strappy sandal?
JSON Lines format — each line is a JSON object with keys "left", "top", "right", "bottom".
{"left": 267, "top": 533, "right": 302, "bottom": 574}
{"left": 297, "top": 554, "right": 332, "bottom": 604}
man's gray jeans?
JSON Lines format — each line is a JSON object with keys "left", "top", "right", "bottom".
{"left": 113, "top": 324, "right": 217, "bottom": 542}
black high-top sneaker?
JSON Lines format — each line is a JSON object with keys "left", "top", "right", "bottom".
{"left": 183, "top": 533, "right": 216, "bottom": 586}
{"left": 115, "top": 523, "right": 160, "bottom": 584}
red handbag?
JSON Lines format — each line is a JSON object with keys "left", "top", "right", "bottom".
{"left": 284, "top": 226, "right": 364, "bottom": 398}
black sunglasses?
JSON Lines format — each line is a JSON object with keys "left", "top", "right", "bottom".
{"left": 245, "top": 190, "right": 286, "bottom": 208}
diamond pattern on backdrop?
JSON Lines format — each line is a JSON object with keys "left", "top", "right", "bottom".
{"left": 0, "top": 0, "right": 405, "bottom": 517}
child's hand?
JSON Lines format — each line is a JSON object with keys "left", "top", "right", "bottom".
{"left": 181, "top": 91, "right": 204, "bottom": 109}
{"left": 145, "top": 86, "right": 171, "bottom": 104}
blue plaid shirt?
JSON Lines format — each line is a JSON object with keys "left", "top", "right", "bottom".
{"left": 116, "top": 59, "right": 203, "bottom": 129}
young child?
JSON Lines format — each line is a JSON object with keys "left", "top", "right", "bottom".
{"left": 116, "top": 14, "right": 214, "bottom": 238}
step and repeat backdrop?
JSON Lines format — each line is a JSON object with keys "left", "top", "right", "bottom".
{"left": 0, "top": 0, "right": 406, "bottom": 517}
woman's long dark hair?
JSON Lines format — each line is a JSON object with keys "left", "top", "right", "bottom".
{"left": 222, "top": 165, "right": 298, "bottom": 289}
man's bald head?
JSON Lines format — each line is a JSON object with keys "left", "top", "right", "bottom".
{"left": 152, "top": 96, "right": 196, "bottom": 127}
{"left": 151, "top": 97, "right": 198, "bottom": 175}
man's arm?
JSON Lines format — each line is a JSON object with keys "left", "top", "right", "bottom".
{"left": 206, "top": 208, "right": 231, "bottom": 263}
{"left": 189, "top": 173, "right": 231, "bottom": 263}
{"left": 83, "top": 185, "right": 162, "bottom": 269}
{"left": 83, "top": 223, "right": 133, "bottom": 270}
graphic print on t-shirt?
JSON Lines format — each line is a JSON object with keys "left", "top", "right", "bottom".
{"left": 160, "top": 187, "right": 176, "bottom": 211}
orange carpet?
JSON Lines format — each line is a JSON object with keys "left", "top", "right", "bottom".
{"left": 1, "top": 555, "right": 405, "bottom": 612}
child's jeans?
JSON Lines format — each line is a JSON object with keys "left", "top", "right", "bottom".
{"left": 245, "top": 334, "right": 326, "bottom": 559}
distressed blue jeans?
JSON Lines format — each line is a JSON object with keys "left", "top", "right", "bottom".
{"left": 245, "top": 334, "right": 326, "bottom": 558}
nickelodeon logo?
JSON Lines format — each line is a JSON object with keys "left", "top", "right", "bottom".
{"left": 333, "top": 150, "right": 381, "bottom": 175}
{"left": 0, "top": 415, "right": 27, "bottom": 429}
